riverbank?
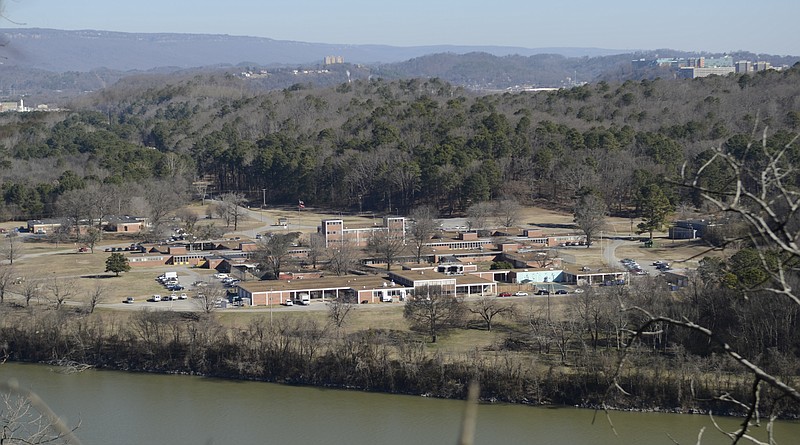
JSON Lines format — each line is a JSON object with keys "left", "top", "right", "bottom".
{"left": 1, "top": 308, "right": 796, "bottom": 421}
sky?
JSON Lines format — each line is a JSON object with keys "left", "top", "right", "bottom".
{"left": 1, "top": 0, "right": 798, "bottom": 55}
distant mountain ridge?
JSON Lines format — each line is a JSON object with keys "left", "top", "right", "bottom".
{"left": 0, "top": 28, "right": 628, "bottom": 72}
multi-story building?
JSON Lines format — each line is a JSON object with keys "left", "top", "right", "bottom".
{"left": 736, "top": 61, "right": 753, "bottom": 73}
{"left": 324, "top": 55, "right": 344, "bottom": 65}
{"left": 755, "top": 61, "right": 772, "bottom": 71}
{"left": 318, "top": 217, "right": 406, "bottom": 248}
{"left": 679, "top": 66, "right": 735, "bottom": 79}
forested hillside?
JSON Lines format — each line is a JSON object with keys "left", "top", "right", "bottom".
{"left": 0, "top": 65, "right": 799, "bottom": 221}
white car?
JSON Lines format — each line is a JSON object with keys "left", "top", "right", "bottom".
{"left": 179, "top": 293, "right": 188, "bottom": 300}
{"left": 284, "top": 299, "right": 294, "bottom": 306}
{"left": 152, "top": 294, "right": 162, "bottom": 302}
{"left": 513, "top": 291, "right": 529, "bottom": 296}
{"left": 214, "top": 273, "right": 229, "bottom": 279}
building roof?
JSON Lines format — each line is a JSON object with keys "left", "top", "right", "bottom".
{"left": 106, "top": 215, "right": 142, "bottom": 225}
{"left": 238, "top": 275, "right": 405, "bottom": 293}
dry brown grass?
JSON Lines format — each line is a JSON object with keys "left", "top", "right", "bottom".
{"left": 10, "top": 247, "right": 172, "bottom": 304}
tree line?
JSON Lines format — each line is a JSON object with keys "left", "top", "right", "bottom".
{"left": 1, "top": 295, "right": 794, "bottom": 420}
{"left": 0, "top": 65, "right": 798, "bottom": 221}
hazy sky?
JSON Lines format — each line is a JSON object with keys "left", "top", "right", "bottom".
{"left": 2, "top": 0, "right": 797, "bottom": 55}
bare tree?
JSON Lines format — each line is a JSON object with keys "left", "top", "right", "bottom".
{"left": 306, "top": 232, "right": 326, "bottom": 270}
{"left": 1, "top": 232, "right": 22, "bottom": 265}
{"left": 494, "top": 198, "right": 521, "bottom": 228}
{"left": 469, "top": 297, "right": 513, "bottom": 331}
{"left": 254, "top": 232, "right": 300, "bottom": 279}
{"left": 217, "top": 192, "right": 246, "bottom": 230}
{"left": 327, "top": 296, "right": 357, "bottom": 330}
{"left": 403, "top": 285, "right": 465, "bottom": 342}
{"left": 326, "top": 239, "right": 357, "bottom": 276}
{"left": 194, "top": 223, "right": 223, "bottom": 247}
{"left": 573, "top": 192, "right": 607, "bottom": 247}
{"left": 175, "top": 207, "right": 200, "bottom": 249}
{"left": 195, "top": 283, "right": 226, "bottom": 314}
{"left": 19, "top": 278, "right": 41, "bottom": 307}
{"left": 0, "top": 381, "right": 83, "bottom": 445}
{"left": 85, "top": 281, "right": 107, "bottom": 314}
{"left": 47, "top": 277, "right": 77, "bottom": 311}
{"left": 568, "top": 285, "right": 610, "bottom": 350}
{"left": 81, "top": 227, "right": 102, "bottom": 254}
{"left": 84, "top": 182, "right": 116, "bottom": 230}
{"left": 175, "top": 207, "right": 199, "bottom": 234}
{"left": 532, "top": 249, "right": 558, "bottom": 268}
{"left": 145, "top": 179, "right": 186, "bottom": 238}
{"left": 466, "top": 202, "right": 493, "bottom": 231}
{"left": 408, "top": 205, "right": 438, "bottom": 263}
{"left": 193, "top": 180, "right": 211, "bottom": 206}
{"left": 56, "top": 189, "right": 89, "bottom": 242}
{"left": 367, "top": 229, "right": 406, "bottom": 271}
{"left": 0, "top": 263, "right": 13, "bottom": 304}
{"left": 47, "top": 225, "right": 72, "bottom": 248}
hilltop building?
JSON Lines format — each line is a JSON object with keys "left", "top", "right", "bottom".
{"left": 634, "top": 55, "right": 779, "bottom": 79}
{"left": 324, "top": 55, "right": 344, "bottom": 65}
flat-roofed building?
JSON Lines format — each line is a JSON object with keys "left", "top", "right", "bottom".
{"left": 389, "top": 269, "right": 496, "bottom": 297}
{"left": 318, "top": 216, "right": 406, "bottom": 248}
{"left": 238, "top": 275, "right": 413, "bottom": 306}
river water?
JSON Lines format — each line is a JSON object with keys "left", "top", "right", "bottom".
{"left": 1, "top": 362, "right": 797, "bottom": 445}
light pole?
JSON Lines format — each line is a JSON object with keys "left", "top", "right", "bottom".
{"left": 261, "top": 188, "right": 267, "bottom": 222}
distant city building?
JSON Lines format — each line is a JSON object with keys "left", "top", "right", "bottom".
{"left": 0, "top": 99, "right": 27, "bottom": 112}
{"left": 755, "top": 61, "right": 772, "bottom": 71}
{"left": 324, "top": 55, "right": 344, "bottom": 65}
{"left": 736, "top": 60, "right": 753, "bottom": 73}
{"left": 679, "top": 66, "right": 735, "bottom": 79}
{"left": 703, "top": 56, "right": 734, "bottom": 67}
{"left": 633, "top": 55, "right": 776, "bottom": 78}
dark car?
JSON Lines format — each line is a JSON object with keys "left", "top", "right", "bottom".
{"left": 498, "top": 292, "right": 512, "bottom": 297}
{"left": 554, "top": 289, "right": 568, "bottom": 295}
{"left": 536, "top": 289, "right": 550, "bottom": 295}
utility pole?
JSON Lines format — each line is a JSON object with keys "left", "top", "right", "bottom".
{"left": 261, "top": 189, "right": 267, "bottom": 222}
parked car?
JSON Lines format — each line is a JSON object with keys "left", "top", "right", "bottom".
{"left": 535, "top": 289, "right": 550, "bottom": 295}
{"left": 513, "top": 291, "right": 529, "bottom": 296}
{"left": 179, "top": 293, "right": 188, "bottom": 300}
{"left": 554, "top": 289, "right": 568, "bottom": 295}
{"left": 78, "top": 247, "right": 89, "bottom": 252}
{"left": 124, "top": 297, "right": 135, "bottom": 304}
{"left": 284, "top": 299, "right": 294, "bottom": 306}
{"left": 152, "top": 294, "right": 162, "bottom": 302}
{"left": 498, "top": 292, "right": 512, "bottom": 297}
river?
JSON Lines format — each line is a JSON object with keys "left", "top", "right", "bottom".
{"left": 1, "top": 362, "right": 797, "bottom": 445}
